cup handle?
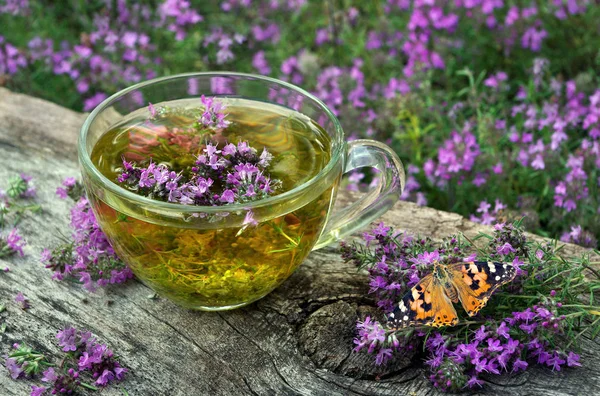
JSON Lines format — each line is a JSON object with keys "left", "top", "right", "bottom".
{"left": 313, "top": 139, "right": 406, "bottom": 250}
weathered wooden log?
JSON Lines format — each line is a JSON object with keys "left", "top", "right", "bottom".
{"left": 0, "top": 87, "right": 597, "bottom": 395}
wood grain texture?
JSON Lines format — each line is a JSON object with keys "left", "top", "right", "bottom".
{"left": 0, "top": 89, "right": 597, "bottom": 395}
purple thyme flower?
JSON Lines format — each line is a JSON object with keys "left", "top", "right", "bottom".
{"left": 6, "top": 229, "right": 26, "bottom": 256}
{"left": 158, "top": 0, "right": 203, "bottom": 41}
{"left": 373, "top": 222, "right": 390, "bottom": 237}
{"left": 547, "top": 353, "right": 566, "bottom": 371}
{"left": 199, "top": 95, "right": 231, "bottom": 129}
{"left": 14, "top": 291, "right": 29, "bottom": 309}
{"left": 56, "top": 187, "right": 68, "bottom": 199}
{"left": 41, "top": 367, "right": 58, "bottom": 382}
{"left": 242, "top": 210, "right": 258, "bottom": 227}
{"left": 219, "top": 189, "right": 235, "bottom": 203}
{"left": 56, "top": 326, "right": 78, "bottom": 352}
{"left": 369, "top": 276, "right": 388, "bottom": 292}
{"left": 487, "top": 338, "right": 503, "bottom": 352}
{"left": 375, "top": 348, "right": 393, "bottom": 365}
{"left": 96, "top": 368, "right": 115, "bottom": 386}
{"left": 474, "top": 325, "right": 488, "bottom": 342}
{"left": 496, "top": 322, "right": 510, "bottom": 339}
{"left": 496, "top": 242, "right": 517, "bottom": 255}
{"left": 466, "top": 375, "right": 484, "bottom": 389}
{"left": 148, "top": 102, "right": 156, "bottom": 118}
{"left": 30, "top": 385, "right": 46, "bottom": 396}
{"left": 567, "top": 352, "right": 581, "bottom": 367}
{"left": 5, "top": 358, "right": 23, "bottom": 379}
{"left": 354, "top": 316, "right": 386, "bottom": 354}
{"left": 1, "top": 228, "right": 26, "bottom": 257}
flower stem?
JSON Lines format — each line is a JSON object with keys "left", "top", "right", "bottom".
{"left": 582, "top": 262, "right": 600, "bottom": 280}
{"left": 566, "top": 316, "right": 600, "bottom": 349}
{"left": 79, "top": 382, "right": 99, "bottom": 391}
{"left": 560, "top": 304, "right": 600, "bottom": 309}
{"left": 497, "top": 294, "right": 539, "bottom": 299}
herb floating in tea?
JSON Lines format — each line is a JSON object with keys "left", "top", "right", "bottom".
{"left": 5, "top": 326, "right": 127, "bottom": 394}
{"left": 43, "top": 178, "right": 133, "bottom": 291}
{"left": 342, "top": 221, "right": 600, "bottom": 392}
{"left": 117, "top": 141, "right": 279, "bottom": 206}
{"left": 115, "top": 97, "right": 281, "bottom": 206}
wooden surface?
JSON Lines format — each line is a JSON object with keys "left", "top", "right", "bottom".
{"left": 0, "top": 87, "right": 598, "bottom": 395}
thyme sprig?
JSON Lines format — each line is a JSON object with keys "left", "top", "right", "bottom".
{"left": 342, "top": 220, "right": 600, "bottom": 391}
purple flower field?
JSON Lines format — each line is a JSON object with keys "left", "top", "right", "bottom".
{"left": 1, "top": 0, "right": 599, "bottom": 248}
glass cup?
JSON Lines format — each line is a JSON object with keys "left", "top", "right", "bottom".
{"left": 79, "top": 72, "right": 405, "bottom": 311}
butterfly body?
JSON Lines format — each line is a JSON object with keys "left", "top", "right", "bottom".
{"left": 387, "top": 261, "right": 516, "bottom": 329}
{"left": 431, "top": 264, "right": 457, "bottom": 302}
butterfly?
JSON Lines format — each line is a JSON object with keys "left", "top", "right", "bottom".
{"left": 387, "top": 261, "right": 516, "bottom": 329}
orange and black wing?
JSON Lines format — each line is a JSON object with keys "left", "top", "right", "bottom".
{"left": 387, "top": 274, "right": 458, "bottom": 329}
{"left": 447, "top": 261, "right": 516, "bottom": 316}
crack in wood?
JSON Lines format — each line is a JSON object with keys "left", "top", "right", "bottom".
{"left": 310, "top": 370, "right": 373, "bottom": 396}
{"left": 242, "top": 378, "right": 260, "bottom": 396}
{"left": 216, "top": 312, "right": 301, "bottom": 394}
{"left": 130, "top": 301, "right": 216, "bottom": 357}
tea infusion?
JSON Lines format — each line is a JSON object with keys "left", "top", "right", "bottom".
{"left": 89, "top": 97, "right": 333, "bottom": 309}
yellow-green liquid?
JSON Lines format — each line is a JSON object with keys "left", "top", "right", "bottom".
{"left": 89, "top": 98, "right": 334, "bottom": 309}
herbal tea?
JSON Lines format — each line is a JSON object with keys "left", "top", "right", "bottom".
{"left": 88, "top": 97, "right": 335, "bottom": 309}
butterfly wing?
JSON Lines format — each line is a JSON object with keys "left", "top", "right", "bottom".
{"left": 387, "top": 274, "right": 458, "bottom": 329}
{"left": 447, "top": 261, "right": 516, "bottom": 316}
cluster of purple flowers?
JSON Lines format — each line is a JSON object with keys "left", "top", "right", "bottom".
{"left": 416, "top": 59, "right": 600, "bottom": 246}
{"left": 252, "top": 50, "right": 270, "bottom": 75}
{"left": 56, "top": 326, "right": 127, "bottom": 387}
{"left": 560, "top": 225, "right": 598, "bottom": 249}
{"left": 424, "top": 126, "right": 481, "bottom": 187}
{"left": 425, "top": 300, "right": 580, "bottom": 392}
{"left": 469, "top": 199, "right": 506, "bottom": 225}
{"left": 0, "top": 35, "right": 27, "bottom": 75}
{"left": 158, "top": 0, "right": 203, "bottom": 41}
{"left": 117, "top": 140, "right": 278, "bottom": 207}
{"left": 5, "top": 326, "right": 126, "bottom": 395}
{"left": 279, "top": 50, "right": 306, "bottom": 86}
{"left": 483, "top": 71, "right": 508, "bottom": 90}
{"left": 354, "top": 316, "right": 416, "bottom": 366}
{"left": 203, "top": 27, "right": 246, "bottom": 65}
{"left": 0, "top": 228, "right": 26, "bottom": 258}
{"left": 487, "top": 222, "right": 529, "bottom": 266}
{"left": 0, "top": 0, "right": 29, "bottom": 16}
{"left": 3, "top": 0, "right": 204, "bottom": 110}
{"left": 342, "top": 220, "right": 591, "bottom": 391}
{"left": 553, "top": 154, "right": 591, "bottom": 213}
{"left": 0, "top": 174, "right": 36, "bottom": 258}
{"left": 45, "top": 180, "right": 133, "bottom": 291}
